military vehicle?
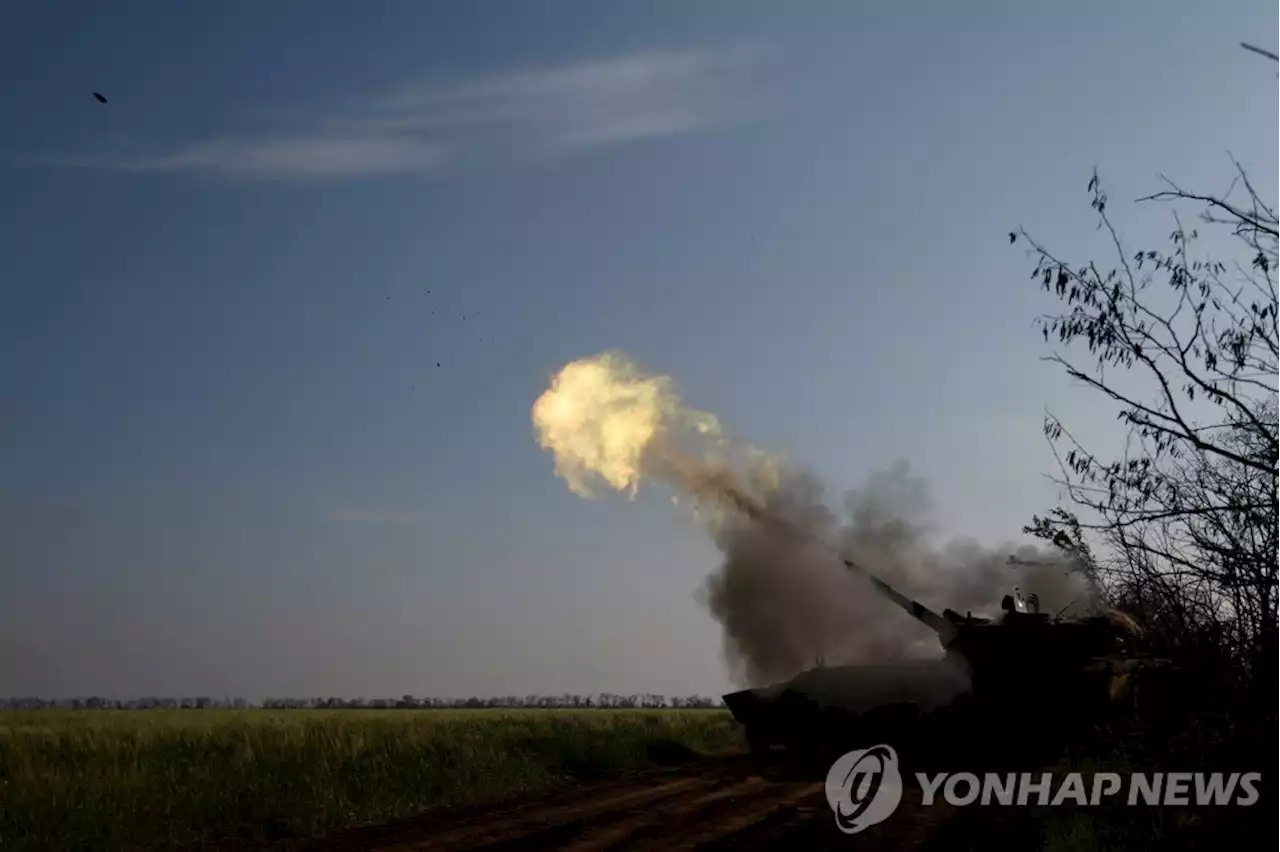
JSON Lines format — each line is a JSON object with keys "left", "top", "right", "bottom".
{"left": 722, "top": 558, "right": 1160, "bottom": 764}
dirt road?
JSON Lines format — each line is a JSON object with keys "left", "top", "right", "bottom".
{"left": 299, "top": 754, "right": 986, "bottom": 851}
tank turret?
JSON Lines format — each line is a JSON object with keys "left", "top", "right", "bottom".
{"left": 839, "top": 557, "right": 1131, "bottom": 674}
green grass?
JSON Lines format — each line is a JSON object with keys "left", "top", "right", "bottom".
{"left": 0, "top": 709, "right": 743, "bottom": 852}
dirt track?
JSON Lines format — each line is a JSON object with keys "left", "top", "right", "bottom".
{"left": 298, "top": 754, "right": 978, "bottom": 851}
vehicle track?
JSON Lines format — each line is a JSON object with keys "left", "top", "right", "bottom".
{"left": 300, "top": 754, "right": 963, "bottom": 851}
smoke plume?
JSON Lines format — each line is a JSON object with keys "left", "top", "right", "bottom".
{"left": 532, "top": 351, "right": 1098, "bottom": 688}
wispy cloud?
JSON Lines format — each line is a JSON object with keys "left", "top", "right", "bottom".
{"left": 65, "top": 45, "right": 774, "bottom": 181}
{"left": 130, "top": 135, "right": 449, "bottom": 179}
{"left": 326, "top": 508, "right": 425, "bottom": 525}
{"left": 366, "top": 46, "right": 771, "bottom": 151}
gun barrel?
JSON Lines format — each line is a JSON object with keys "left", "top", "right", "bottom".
{"left": 843, "top": 559, "right": 958, "bottom": 645}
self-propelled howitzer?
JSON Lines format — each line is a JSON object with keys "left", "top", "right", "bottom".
{"left": 722, "top": 557, "right": 1163, "bottom": 760}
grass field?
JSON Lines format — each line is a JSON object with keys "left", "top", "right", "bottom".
{"left": 0, "top": 708, "right": 744, "bottom": 852}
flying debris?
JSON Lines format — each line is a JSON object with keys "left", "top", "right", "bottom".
{"left": 93, "top": 92, "right": 108, "bottom": 103}
{"left": 1240, "top": 42, "right": 1279, "bottom": 62}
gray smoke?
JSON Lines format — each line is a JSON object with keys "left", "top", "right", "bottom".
{"left": 697, "top": 458, "right": 1098, "bottom": 688}
{"left": 527, "top": 350, "right": 1097, "bottom": 691}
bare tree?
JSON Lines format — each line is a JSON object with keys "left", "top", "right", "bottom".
{"left": 1010, "top": 158, "right": 1277, "bottom": 692}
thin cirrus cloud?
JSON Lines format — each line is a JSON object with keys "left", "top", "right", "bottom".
{"left": 90, "top": 45, "right": 774, "bottom": 181}
{"left": 133, "top": 134, "right": 450, "bottom": 179}
{"left": 326, "top": 508, "right": 426, "bottom": 525}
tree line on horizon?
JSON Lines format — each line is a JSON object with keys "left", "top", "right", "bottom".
{"left": 0, "top": 692, "right": 725, "bottom": 711}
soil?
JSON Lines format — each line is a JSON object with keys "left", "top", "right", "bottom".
{"left": 279, "top": 753, "right": 1025, "bottom": 851}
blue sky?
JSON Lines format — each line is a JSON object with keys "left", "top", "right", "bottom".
{"left": 1, "top": 0, "right": 1275, "bottom": 700}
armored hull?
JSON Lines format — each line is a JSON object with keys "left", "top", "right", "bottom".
{"left": 723, "top": 658, "right": 973, "bottom": 755}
